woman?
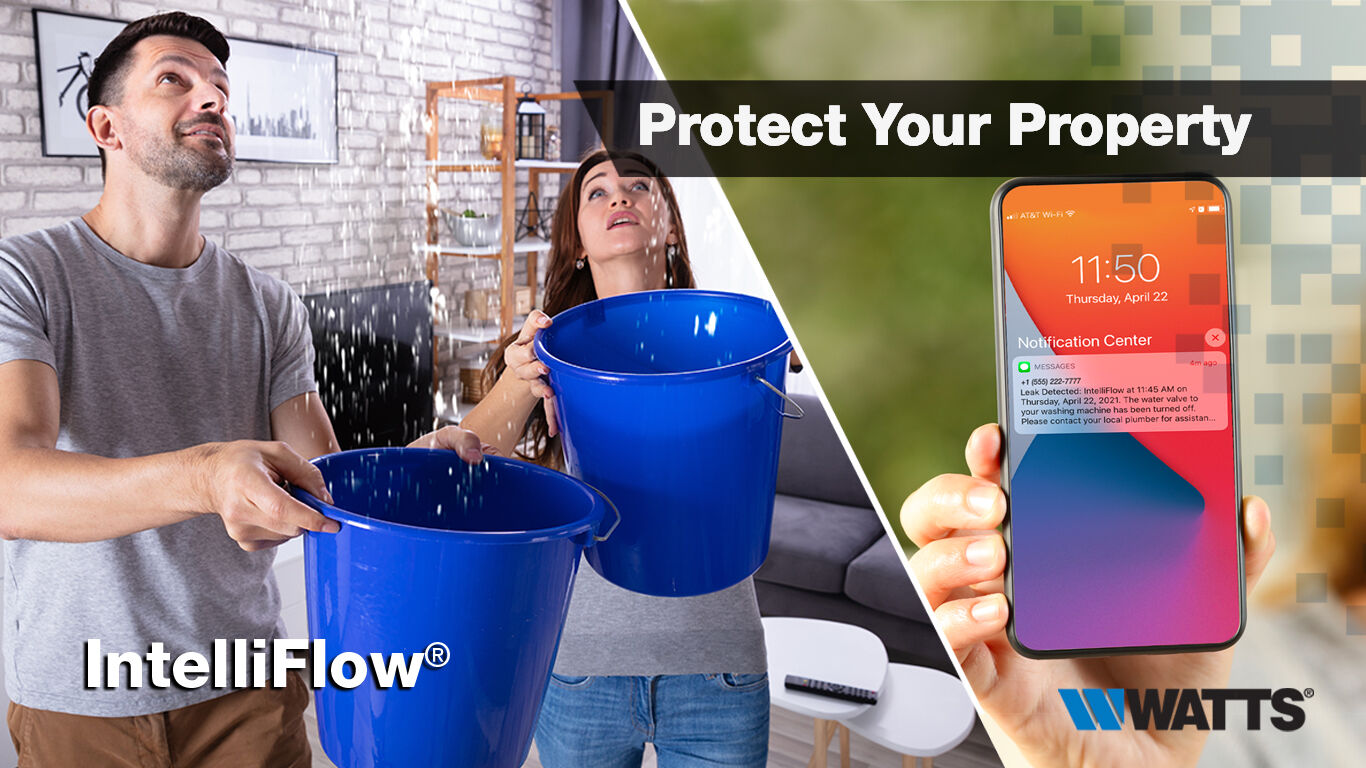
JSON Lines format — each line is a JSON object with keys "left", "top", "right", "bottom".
{"left": 461, "top": 149, "right": 769, "bottom": 767}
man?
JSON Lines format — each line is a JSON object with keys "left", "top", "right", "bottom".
{"left": 0, "top": 12, "right": 481, "bottom": 765}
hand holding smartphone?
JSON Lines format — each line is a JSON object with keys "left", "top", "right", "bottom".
{"left": 991, "top": 176, "right": 1243, "bottom": 658}
{"left": 902, "top": 176, "right": 1273, "bottom": 767}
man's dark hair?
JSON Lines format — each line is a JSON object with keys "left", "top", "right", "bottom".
{"left": 87, "top": 12, "right": 230, "bottom": 176}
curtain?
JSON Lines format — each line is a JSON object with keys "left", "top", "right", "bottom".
{"left": 555, "top": 0, "right": 655, "bottom": 161}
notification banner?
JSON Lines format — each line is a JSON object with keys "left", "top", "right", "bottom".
{"left": 1012, "top": 351, "right": 1227, "bottom": 435}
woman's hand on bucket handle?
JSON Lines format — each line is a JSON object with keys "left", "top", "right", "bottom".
{"left": 507, "top": 311, "right": 558, "bottom": 437}
{"left": 408, "top": 426, "right": 491, "bottom": 463}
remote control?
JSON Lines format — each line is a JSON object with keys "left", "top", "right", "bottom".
{"left": 784, "top": 675, "right": 878, "bottom": 704}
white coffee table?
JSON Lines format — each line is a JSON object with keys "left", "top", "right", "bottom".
{"left": 762, "top": 617, "right": 888, "bottom": 768}
{"left": 842, "top": 663, "right": 977, "bottom": 768}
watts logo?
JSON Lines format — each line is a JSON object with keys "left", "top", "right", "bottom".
{"left": 1059, "top": 688, "right": 1309, "bottom": 731}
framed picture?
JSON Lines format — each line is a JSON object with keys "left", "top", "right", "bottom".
{"left": 226, "top": 38, "right": 338, "bottom": 164}
{"left": 31, "top": 9, "right": 339, "bottom": 164}
{"left": 32, "top": 9, "right": 121, "bottom": 157}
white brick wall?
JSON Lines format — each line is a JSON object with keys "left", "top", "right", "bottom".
{"left": 0, "top": 0, "right": 564, "bottom": 395}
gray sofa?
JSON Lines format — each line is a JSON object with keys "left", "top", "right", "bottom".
{"left": 756, "top": 394, "right": 955, "bottom": 674}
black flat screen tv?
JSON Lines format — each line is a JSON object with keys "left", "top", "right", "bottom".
{"left": 301, "top": 281, "right": 433, "bottom": 449}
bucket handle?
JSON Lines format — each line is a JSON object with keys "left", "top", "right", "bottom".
{"left": 579, "top": 480, "right": 622, "bottom": 543}
{"left": 756, "top": 376, "right": 804, "bottom": 419}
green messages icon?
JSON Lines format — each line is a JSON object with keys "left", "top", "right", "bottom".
{"left": 1018, "top": 361, "right": 1031, "bottom": 373}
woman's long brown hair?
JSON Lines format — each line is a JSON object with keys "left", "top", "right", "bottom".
{"left": 482, "top": 149, "right": 696, "bottom": 466}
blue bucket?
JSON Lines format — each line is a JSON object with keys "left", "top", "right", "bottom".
{"left": 533, "top": 290, "right": 798, "bottom": 597}
{"left": 291, "top": 448, "right": 613, "bottom": 768}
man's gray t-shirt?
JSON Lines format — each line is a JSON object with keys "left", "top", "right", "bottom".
{"left": 0, "top": 219, "right": 316, "bottom": 716}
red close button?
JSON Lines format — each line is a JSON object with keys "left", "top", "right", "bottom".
{"left": 1205, "top": 328, "right": 1226, "bottom": 347}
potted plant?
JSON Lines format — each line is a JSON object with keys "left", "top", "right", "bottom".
{"left": 441, "top": 208, "right": 502, "bottom": 248}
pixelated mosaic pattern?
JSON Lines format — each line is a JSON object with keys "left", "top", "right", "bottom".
{"left": 1052, "top": 1, "right": 1366, "bottom": 626}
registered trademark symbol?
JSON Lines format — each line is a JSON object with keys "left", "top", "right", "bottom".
{"left": 1303, "top": 688, "right": 1314, "bottom": 698}
{"left": 424, "top": 641, "right": 450, "bottom": 668}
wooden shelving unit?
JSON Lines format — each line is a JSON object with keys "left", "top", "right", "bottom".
{"left": 423, "top": 77, "right": 610, "bottom": 398}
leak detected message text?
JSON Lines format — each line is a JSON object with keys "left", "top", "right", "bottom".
{"left": 1012, "top": 352, "right": 1228, "bottom": 434}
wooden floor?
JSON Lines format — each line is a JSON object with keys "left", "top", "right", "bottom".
{"left": 305, "top": 700, "right": 1003, "bottom": 768}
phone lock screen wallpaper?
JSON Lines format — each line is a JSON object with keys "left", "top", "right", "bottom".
{"left": 998, "top": 179, "right": 1240, "bottom": 653}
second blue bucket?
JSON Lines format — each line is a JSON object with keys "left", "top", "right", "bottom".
{"left": 533, "top": 290, "right": 797, "bottom": 597}
{"left": 292, "top": 448, "right": 613, "bottom": 768}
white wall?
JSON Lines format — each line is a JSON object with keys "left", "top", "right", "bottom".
{"left": 0, "top": 0, "right": 562, "bottom": 392}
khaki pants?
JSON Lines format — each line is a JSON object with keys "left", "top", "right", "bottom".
{"left": 7, "top": 672, "right": 312, "bottom": 768}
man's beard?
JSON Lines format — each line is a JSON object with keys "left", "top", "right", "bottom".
{"left": 128, "top": 114, "right": 234, "bottom": 192}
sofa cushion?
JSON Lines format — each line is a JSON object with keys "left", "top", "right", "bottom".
{"left": 757, "top": 494, "right": 885, "bottom": 594}
{"left": 775, "top": 394, "right": 871, "bottom": 509}
{"left": 845, "top": 536, "right": 929, "bottom": 621}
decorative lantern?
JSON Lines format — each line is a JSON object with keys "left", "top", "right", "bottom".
{"left": 516, "top": 94, "right": 546, "bottom": 160}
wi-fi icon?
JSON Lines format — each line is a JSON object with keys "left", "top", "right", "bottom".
{"left": 1066, "top": 210, "right": 1075, "bottom": 218}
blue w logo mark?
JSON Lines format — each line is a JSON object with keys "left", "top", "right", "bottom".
{"left": 1059, "top": 689, "right": 1126, "bottom": 730}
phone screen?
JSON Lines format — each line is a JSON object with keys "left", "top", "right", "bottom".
{"left": 995, "top": 178, "right": 1241, "bottom": 654}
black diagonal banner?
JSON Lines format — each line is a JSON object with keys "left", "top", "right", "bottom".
{"left": 571, "top": 80, "right": 1366, "bottom": 177}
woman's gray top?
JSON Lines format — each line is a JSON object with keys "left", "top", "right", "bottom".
{"left": 550, "top": 561, "right": 767, "bottom": 676}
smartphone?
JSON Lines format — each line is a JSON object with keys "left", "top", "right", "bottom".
{"left": 990, "top": 176, "right": 1242, "bottom": 658}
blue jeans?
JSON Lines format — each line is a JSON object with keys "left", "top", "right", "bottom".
{"left": 534, "top": 673, "right": 770, "bottom": 767}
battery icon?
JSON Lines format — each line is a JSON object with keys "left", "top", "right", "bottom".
{"left": 1018, "top": 361, "right": 1031, "bottom": 373}
{"left": 1208, "top": 205, "right": 1220, "bottom": 212}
